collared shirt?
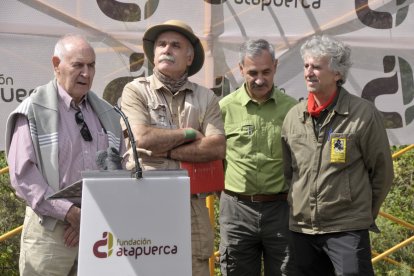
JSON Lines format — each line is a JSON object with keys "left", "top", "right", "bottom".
{"left": 219, "top": 84, "right": 297, "bottom": 195}
{"left": 312, "top": 91, "right": 340, "bottom": 137}
{"left": 121, "top": 74, "right": 224, "bottom": 170}
{"left": 8, "top": 84, "right": 110, "bottom": 221}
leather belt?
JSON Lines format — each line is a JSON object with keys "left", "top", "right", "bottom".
{"left": 224, "top": 189, "right": 287, "bottom": 202}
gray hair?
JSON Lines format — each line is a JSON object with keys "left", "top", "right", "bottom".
{"left": 54, "top": 34, "right": 91, "bottom": 59}
{"left": 300, "top": 35, "right": 352, "bottom": 85}
{"left": 239, "top": 39, "right": 276, "bottom": 65}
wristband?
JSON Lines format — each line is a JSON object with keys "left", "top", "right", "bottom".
{"left": 184, "top": 129, "right": 196, "bottom": 141}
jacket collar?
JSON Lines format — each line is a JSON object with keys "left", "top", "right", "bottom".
{"left": 299, "top": 87, "right": 351, "bottom": 122}
{"left": 332, "top": 87, "right": 351, "bottom": 116}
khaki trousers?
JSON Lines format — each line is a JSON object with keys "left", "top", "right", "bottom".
{"left": 19, "top": 207, "right": 78, "bottom": 276}
{"left": 191, "top": 197, "right": 214, "bottom": 276}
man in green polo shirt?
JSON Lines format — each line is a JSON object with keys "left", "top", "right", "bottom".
{"left": 219, "top": 39, "right": 297, "bottom": 275}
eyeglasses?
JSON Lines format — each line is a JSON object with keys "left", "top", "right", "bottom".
{"left": 75, "top": 111, "right": 93, "bottom": 141}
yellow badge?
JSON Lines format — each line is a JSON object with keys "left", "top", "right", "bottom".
{"left": 330, "top": 137, "right": 346, "bottom": 163}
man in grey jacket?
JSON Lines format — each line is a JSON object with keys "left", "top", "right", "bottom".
{"left": 5, "top": 34, "right": 125, "bottom": 276}
{"left": 281, "top": 35, "right": 393, "bottom": 276}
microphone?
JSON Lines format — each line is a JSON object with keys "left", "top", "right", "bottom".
{"left": 96, "top": 150, "right": 108, "bottom": 170}
{"left": 106, "top": 147, "right": 123, "bottom": 170}
{"left": 95, "top": 147, "right": 122, "bottom": 170}
{"left": 113, "top": 104, "right": 142, "bottom": 179}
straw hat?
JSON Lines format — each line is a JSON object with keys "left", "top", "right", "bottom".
{"left": 143, "top": 19, "right": 205, "bottom": 76}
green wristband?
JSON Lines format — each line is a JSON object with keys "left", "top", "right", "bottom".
{"left": 184, "top": 129, "right": 196, "bottom": 141}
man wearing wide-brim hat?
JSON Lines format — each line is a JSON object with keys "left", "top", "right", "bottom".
{"left": 120, "top": 20, "right": 226, "bottom": 276}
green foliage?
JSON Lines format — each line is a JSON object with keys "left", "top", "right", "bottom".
{"left": 0, "top": 151, "right": 25, "bottom": 276}
{"left": 371, "top": 146, "right": 414, "bottom": 275}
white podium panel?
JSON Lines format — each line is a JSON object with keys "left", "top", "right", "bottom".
{"left": 78, "top": 170, "right": 191, "bottom": 276}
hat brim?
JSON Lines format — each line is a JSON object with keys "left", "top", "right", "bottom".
{"left": 143, "top": 23, "right": 204, "bottom": 77}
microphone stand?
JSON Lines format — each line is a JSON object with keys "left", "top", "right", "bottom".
{"left": 114, "top": 104, "right": 143, "bottom": 179}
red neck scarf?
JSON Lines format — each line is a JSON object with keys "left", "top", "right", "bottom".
{"left": 307, "top": 91, "right": 337, "bottom": 117}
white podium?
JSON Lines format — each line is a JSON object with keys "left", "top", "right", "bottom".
{"left": 77, "top": 170, "right": 192, "bottom": 276}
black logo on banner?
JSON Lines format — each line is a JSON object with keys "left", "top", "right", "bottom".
{"left": 205, "top": 0, "right": 227, "bottom": 3}
{"left": 103, "top": 53, "right": 153, "bottom": 105}
{"left": 361, "top": 56, "right": 414, "bottom": 129}
{"left": 355, "top": 0, "right": 409, "bottom": 29}
{"left": 212, "top": 76, "right": 231, "bottom": 97}
{"left": 96, "top": 0, "right": 159, "bottom": 22}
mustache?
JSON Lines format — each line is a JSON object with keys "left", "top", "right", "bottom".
{"left": 159, "top": 54, "right": 175, "bottom": 63}
{"left": 251, "top": 82, "right": 266, "bottom": 89}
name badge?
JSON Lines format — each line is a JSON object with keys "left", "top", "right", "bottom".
{"left": 330, "top": 137, "right": 346, "bottom": 163}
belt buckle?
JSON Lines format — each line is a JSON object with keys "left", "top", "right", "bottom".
{"left": 250, "top": 195, "right": 260, "bottom": 203}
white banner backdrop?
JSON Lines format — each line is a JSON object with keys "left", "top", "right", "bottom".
{"left": 1, "top": 0, "right": 413, "bottom": 148}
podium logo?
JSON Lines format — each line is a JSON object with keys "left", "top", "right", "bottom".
{"left": 96, "top": 0, "right": 159, "bottom": 22}
{"left": 93, "top": 232, "right": 114, "bottom": 258}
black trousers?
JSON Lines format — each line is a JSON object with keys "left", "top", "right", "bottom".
{"left": 290, "top": 230, "right": 374, "bottom": 276}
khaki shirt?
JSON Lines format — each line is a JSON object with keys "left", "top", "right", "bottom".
{"left": 120, "top": 75, "right": 224, "bottom": 170}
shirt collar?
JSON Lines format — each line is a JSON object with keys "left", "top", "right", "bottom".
{"left": 57, "top": 83, "right": 88, "bottom": 112}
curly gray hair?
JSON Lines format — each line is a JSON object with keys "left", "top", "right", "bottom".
{"left": 300, "top": 35, "right": 352, "bottom": 85}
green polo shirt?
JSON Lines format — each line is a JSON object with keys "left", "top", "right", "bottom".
{"left": 219, "top": 84, "right": 297, "bottom": 195}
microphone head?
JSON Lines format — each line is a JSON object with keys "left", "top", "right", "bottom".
{"left": 106, "top": 147, "right": 123, "bottom": 170}
{"left": 95, "top": 150, "right": 108, "bottom": 170}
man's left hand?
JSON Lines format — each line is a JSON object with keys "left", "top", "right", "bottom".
{"left": 64, "top": 225, "right": 80, "bottom": 247}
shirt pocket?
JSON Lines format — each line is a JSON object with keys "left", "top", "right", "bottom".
{"left": 326, "top": 132, "right": 358, "bottom": 165}
{"left": 318, "top": 168, "right": 352, "bottom": 220}
{"left": 148, "top": 102, "right": 170, "bottom": 128}
{"left": 224, "top": 121, "right": 254, "bottom": 157}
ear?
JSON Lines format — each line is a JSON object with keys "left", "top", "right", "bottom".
{"left": 187, "top": 52, "right": 194, "bottom": 66}
{"left": 334, "top": 72, "right": 341, "bottom": 82}
{"left": 52, "top": 56, "right": 60, "bottom": 73}
{"left": 274, "top": 59, "right": 278, "bottom": 71}
{"left": 239, "top": 63, "right": 244, "bottom": 75}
